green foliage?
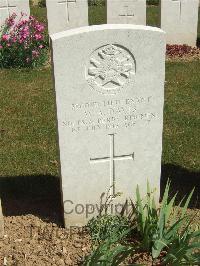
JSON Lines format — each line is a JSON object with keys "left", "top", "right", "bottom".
{"left": 132, "top": 181, "right": 196, "bottom": 260}
{"left": 131, "top": 182, "right": 158, "bottom": 251}
{"left": 147, "top": 0, "right": 159, "bottom": 5}
{"left": 87, "top": 214, "right": 131, "bottom": 245}
{"left": 38, "top": 0, "right": 46, "bottom": 7}
{"left": 163, "top": 226, "right": 200, "bottom": 265}
{"left": 152, "top": 183, "right": 195, "bottom": 259}
{"left": 84, "top": 228, "right": 134, "bottom": 266}
{"left": 88, "top": 0, "right": 105, "bottom": 6}
{"left": 86, "top": 183, "right": 199, "bottom": 264}
{"left": 86, "top": 182, "right": 199, "bottom": 265}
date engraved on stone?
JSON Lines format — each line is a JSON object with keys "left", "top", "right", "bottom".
{"left": 62, "top": 96, "right": 156, "bottom": 133}
{"left": 86, "top": 44, "right": 136, "bottom": 95}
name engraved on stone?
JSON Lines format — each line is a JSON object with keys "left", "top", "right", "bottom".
{"left": 62, "top": 96, "right": 156, "bottom": 133}
{"left": 90, "top": 134, "right": 134, "bottom": 196}
{"left": 86, "top": 44, "right": 136, "bottom": 95}
{"left": 119, "top": 5, "right": 135, "bottom": 17}
{"left": 58, "top": 0, "right": 76, "bottom": 23}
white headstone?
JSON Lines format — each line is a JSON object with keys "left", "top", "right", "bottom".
{"left": 51, "top": 24, "right": 166, "bottom": 227}
{"left": 107, "top": 0, "right": 146, "bottom": 25}
{"left": 46, "top": 0, "right": 88, "bottom": 35}
{"left": 0, "top": 0, "right": 30, "bottom": 29}
{"left": 160, "top": 0, "right": 199, "bottom": 46}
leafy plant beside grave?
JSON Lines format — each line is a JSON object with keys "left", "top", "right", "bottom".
{"left": 131, "top": 182, "right": 200, "bottom": 264}
{"left": 0, "top": 13, "right": 48, "bottom": 68}
{"left": 87, "top": 214, "right": 131, "bottom": 245}
{"left": 87, "top": 189, "right": 132, "bottom": 246}
{"left": 84, "top": 227, "right": 134, "bottom": 266}
{"left": 85, "top": 182, "right": 200, "bottom": 265}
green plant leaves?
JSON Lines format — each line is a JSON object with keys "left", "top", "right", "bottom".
{"left": 132, "top": 180, "right": 199, "bottom": 263}
{"left": 85, "top": 181, "right": 199, "bottom": 265}
{"left": 87, "top": 214, "right": 131, "bottom": 245}
{"left": 84, "top": 227, "right": 135, "bottom": 266}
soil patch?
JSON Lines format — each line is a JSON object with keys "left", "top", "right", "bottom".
{"left": 0, "top": 215, "right": 91, "bottom": 266}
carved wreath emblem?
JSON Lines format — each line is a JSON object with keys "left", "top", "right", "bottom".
{"left": 86, "top": 44, "right": 136, "bottom": 95}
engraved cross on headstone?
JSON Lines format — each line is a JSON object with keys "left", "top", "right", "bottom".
{"left": 90, "top": 134, "right": 134, "bottom": 196}
{"left": 0, "top": 0, "right": 16, "bottom": 17}
{"left": 58, "top": 0, "right": 77, "bottom": 23}
{"left": 119, "top": 5, "right": 135, "bottom": 18}
{"left": 172, "top": 0, "right": 182, "bottom": 17}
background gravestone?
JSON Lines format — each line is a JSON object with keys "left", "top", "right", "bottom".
{"left": 46, "top": 0, "right": 88, "bottom": 35}
{"left": 0, "top": 0, "right": 30, "bottom": 28}
{"left": 160, "top": 0, "right": 199, "bottom": 46}
{"left": 51, "top": 24, "right": 166, "bottom": 227}
{"left": 107, "top": 0, "right": 146, "bottom": 25}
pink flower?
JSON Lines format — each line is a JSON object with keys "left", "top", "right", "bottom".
{"left": 0, "top": 13, "right": 46, "bottom": 67}
{"left": 34, "top": 33, "right": 43, "bottom": 41}
{"left": 35, "top": 24, "right": 44, "bottom": 32}
{"left": 2, "top": 34, "right": 9, "bottom": 41}
{"left": 6, "top": 17, "right": 15, "bottom": 27}
{"left": 32, "top": 50, "right": 39, "bottom": 58}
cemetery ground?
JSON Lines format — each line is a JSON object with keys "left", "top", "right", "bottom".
{"left": 0, "top": 4, "right": 200, "bottom": 266}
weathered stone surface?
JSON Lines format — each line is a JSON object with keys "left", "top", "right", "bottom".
{"left": 107, "top": 0, "right": 146, "bottom": 25}
{"left": 160, "top": 0, "right": 199, "bottom": 46}
{"left": 0, "top": 0, "right": 30, "bottom": 28}
{"left": 46, "top": 0, "right": 88, "bottom": 35}
{"left": 51, "top": 24, "right": 166, "bottom": 227}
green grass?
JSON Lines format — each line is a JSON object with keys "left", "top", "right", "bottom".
{"left": 31, "top": 5, "right": 48, "bottom": 25}
{"left": 147, "top": 5, "right": 160, "bottom": 27}
{"left": 0, "top": 68, "right": 58, "bottom": 177}
{"left": 89, "top": 5, "right": 106, "bottom": 25}
{"left": 0, "top": 5, "right": 199, "bottom": 203}
{"left": 163, "top": 61, "right": 200, "bottom": 170}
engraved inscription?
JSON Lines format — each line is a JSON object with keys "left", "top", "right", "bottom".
{"left": 119, "top": 5, "right": 135, "bottom": 17}
{"left": 90, "top": 134, "right": 134, "bottom": 196}
{"left": 86, "top": 44, "right": 136, "bottom": 95}
{"left": 62, "top": 96, "right": 156, "bottom": 133}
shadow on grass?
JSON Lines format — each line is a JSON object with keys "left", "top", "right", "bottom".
{"left": 197, "top": 37, "right": 200, "bottom": 48}
{"left": 0, "top": 175, "right": 64, "bottom": 226}
{"left": 0, "top": 165, "right": 199, "bottom": 226}
{"left": 161, "top": 164, "right": 200, "bottom": 208}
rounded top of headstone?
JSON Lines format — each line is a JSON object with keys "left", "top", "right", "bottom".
{"left": 50, "top": 24, "right": 165, "bottom": 41}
